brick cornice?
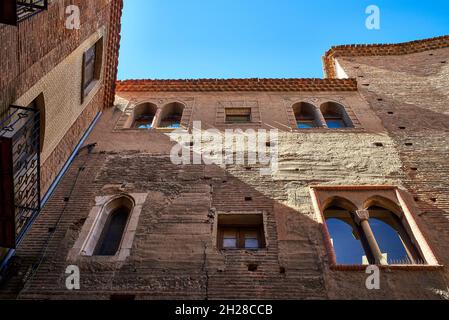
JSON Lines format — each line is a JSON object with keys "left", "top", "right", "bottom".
{"left": 323, "top": 35, "right": 449, "bottom": 78}
{"left": 115, "top": 78, "right": 358, "bottom": 92}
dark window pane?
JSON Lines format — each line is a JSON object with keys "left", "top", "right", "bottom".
{"left": 84, "top": 61, "right": 95, "bottom": 88}
{"left": 94, "top": 207, "right": 129, "bottom": 256}
{"left": 369, "top": 218, "right": 410, "bottom": 264}
{"left": 226, "top": 115, "right": 251, "bottom": 123}
{"left": 326, "top": 218, "right": 367, "bottom": 265}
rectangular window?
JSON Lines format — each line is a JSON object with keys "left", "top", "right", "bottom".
{"left": 225, "top": 108, "right": 252, "bottom": 123}
{"left": 217, "top": 214, "right": 265, "bottom": 250}
{"left": 81, "top": 38, "right": 104, "bottom": 102}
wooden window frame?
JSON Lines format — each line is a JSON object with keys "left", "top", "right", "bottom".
{"left": 218, "top": 224, "right": 265, "bottom": 250}
{"left": 81, "top": 38, "right": 104, "bottom": 103}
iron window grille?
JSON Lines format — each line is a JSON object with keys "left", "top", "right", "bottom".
{"left": 0, "top": 106, "right": 41, "bottom": 249}
{"left": 0, "top": 0, "right": 48, "bottom": 26}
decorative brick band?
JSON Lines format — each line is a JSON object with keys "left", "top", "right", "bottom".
{"left": 323, "top": 35, "right": 449, "bottom": 78}
{"left": 116, "top": 78, "right": 358, "bottom": 92}
{"left": 103, "top": 0, "right": 123, "bottom": 109}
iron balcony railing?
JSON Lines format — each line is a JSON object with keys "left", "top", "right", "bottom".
{"left": 0, "top": 106, "right": 41, "bottom": 249}
{"left": 0, "top": 0, "right": 48, "bottom": 26}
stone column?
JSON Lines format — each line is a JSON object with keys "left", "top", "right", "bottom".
{"left": 354, "top": 210, "right": 388, "bottom": 265}
{"left": 152, "top": 108, "right": 162, "bottom": 128}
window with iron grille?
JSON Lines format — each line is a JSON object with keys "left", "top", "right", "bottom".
{"left": 0, "top": 105, "right": 41, "bottom": 249}
{"left": 0, "top": 0, "right": 48, "bottom": 26}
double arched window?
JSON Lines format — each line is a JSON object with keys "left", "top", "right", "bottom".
{"left": 130, "top": 101, "right": 185, "bottom": 130}
{"left": 292, "top": 101, "right": 353, "bottom": 129}
{"left": 323, "top": 195, "right": 422, "bottom": 265}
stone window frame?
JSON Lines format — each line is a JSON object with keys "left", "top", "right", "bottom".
{"left": 309, "top": 186, "right": 441, "bottom": 270}
{"left": 216, "top": 101, "right": 262, "bottom": 127}
{"left": 286, "top": 99, "right": 361, "bottom": 131}
{"left": 68, "top": 193, "right": 147, "bottom": 262}
{"left": 212, "top": 211, "right": 269, "bottom": 251}
{"left": 115, "top": 98, "right": 193, "bottom": 132}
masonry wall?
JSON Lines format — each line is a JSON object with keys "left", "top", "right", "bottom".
{"left": 1, "top": 90, "right": 446, "bottom": 299}
{"left": 0, "top": 0, "right": 122, "bottom": 270}
{"left": 0, "top": 0, "right": 121, "bottom": 195}
{"left": 333, "top": 47, "right": 449, "bottom": 298}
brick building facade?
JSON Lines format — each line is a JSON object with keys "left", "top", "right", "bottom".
{"left": 1, "top": 6, "right": 448, "bottom": 299}
{"left": 0, "top": 0, "right": 123, "bottom": 282}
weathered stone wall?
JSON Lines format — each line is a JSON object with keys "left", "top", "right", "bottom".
{"left": 2, "top": 89, "right": 446, "bottom": 299}
{"left": 333, "top": 46, "right": 449, "bottom": 298}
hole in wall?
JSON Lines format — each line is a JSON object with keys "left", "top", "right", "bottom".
{"left": 414, "top": 197, "right": 420, "bottom": 202}
{"left": 410, "top": 167, "right": 418, "bottom": 171}
{"left": 248, "top": 264, "right": 258, "bottom": 272}
{"left": 245, "top": 197, "right": 253, "bottom": 202}
{"left": 387, "top": 112, "right": 394, "bottom": 115}
{"left": 373, "top": 142, "right": 384, "bottom": 147}
{"left": 48, "top": 227, "right": 56, "bottom": 233}
{"left": 405, "top": 143, "right": 413, "bottom": 146}
{"left": 430, "top": 198, "right": 437, "bottom": 203}
{"left": 399, "top": 127, "right": 406, "bottom": 130}
{"left": 64, "top": 197, "right": 70, "bottom": 202}
{"left": 279, "top": 267, "right": 286, "bottom": 274}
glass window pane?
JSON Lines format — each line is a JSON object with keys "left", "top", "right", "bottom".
{"left": 244, "top": 238, "right": 259, "bottom": 249}
{"left": 326, "top": 119, "right": 346, "bottom": 129}
{"left": 297, "top": 121, "right": 315, "bottom": 129}
{"left": 369, "top": 218, "right": 410, "bottom": 264}
{"left": 94, "top": 207, "right": 129, "bottom": 256}
{"left": 326, "top": 218, "right": 367, "bottom": 265}
{"left": 223, "top": 238, "right": 237, "bottom": 248}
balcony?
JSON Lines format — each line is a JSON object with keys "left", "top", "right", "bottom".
{"left": 0, "top": 0, "right": 48, "bottom": 26}
{"left": 0, "top": 106, "right": 41, "bottom": 249}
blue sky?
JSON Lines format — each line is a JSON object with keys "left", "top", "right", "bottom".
{"left": 117, "top": 0, "right": 449, "bottom": 80}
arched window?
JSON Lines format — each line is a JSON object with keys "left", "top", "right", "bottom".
{"left": 365, "top": 197, "right": 422, "bottom": 265}
{"left": 323, "top": 197, "right": 373, "bottom": 265}
{"left": 133, "top": 103, "right": 157, "bottom": 129}
{"left": 88, "top": 196, "right": 133, "bottom": 257}
{"left": 94, "top": 206, "right": 130, "bottom": 256}
{"left": 320, "top": 102, "right": 353, "bottom": 129}
{"left": 292, "top": 102, "right": 320, "bottom": 129}
{"left": 159, "top": 102, "right": 185, "bottom": 129}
